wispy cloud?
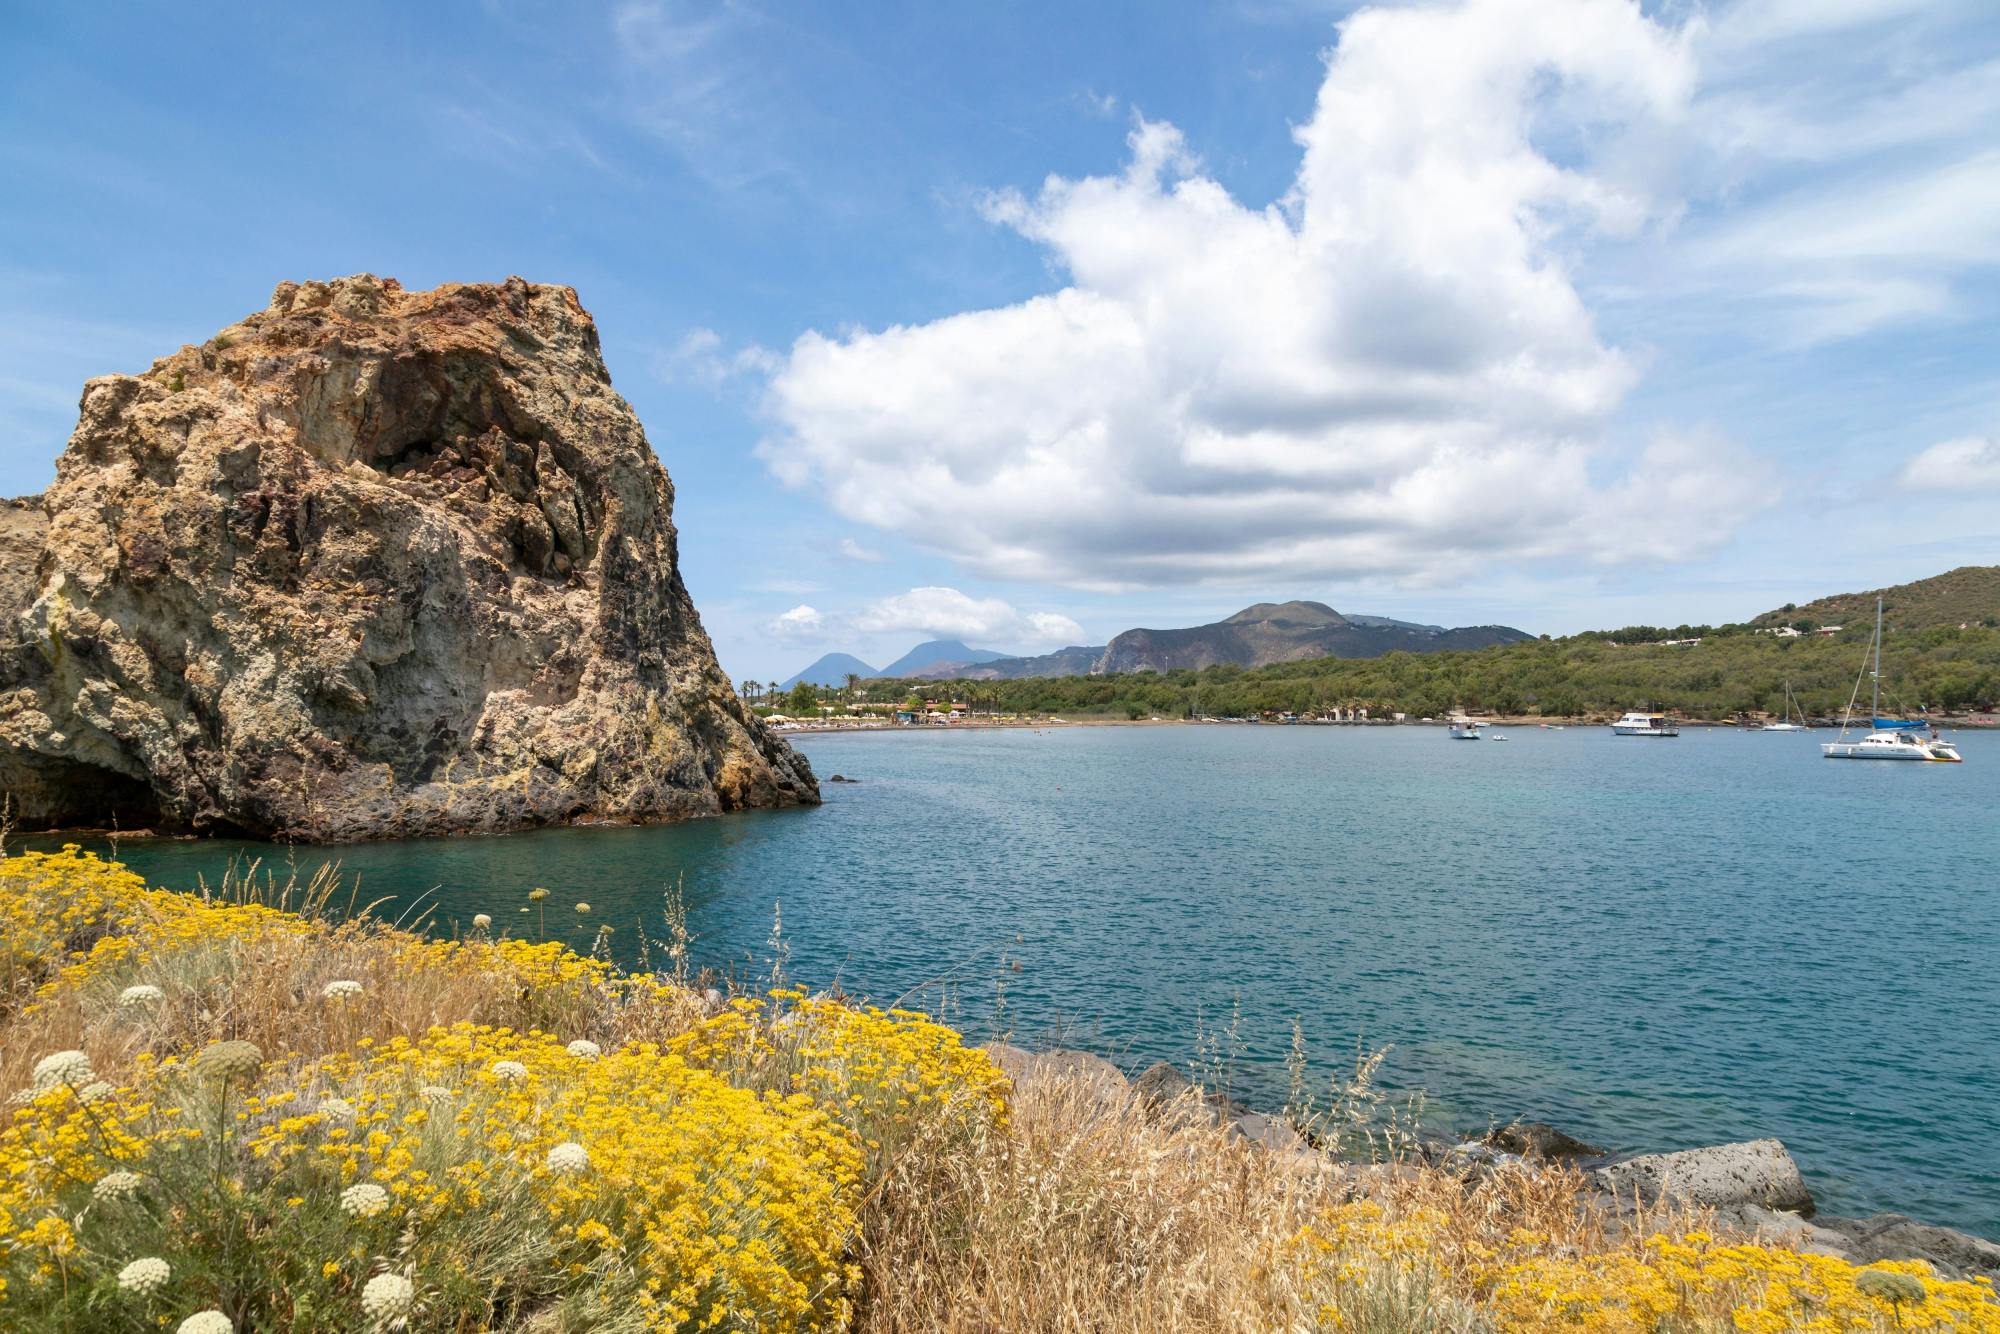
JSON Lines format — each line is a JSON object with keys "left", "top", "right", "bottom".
{"left": 837, "top": 537, "right": 884, "bottom": 562}
{"left": 654, "top": 327, "right": 780, "bottom": 389}
{"left": 764, "top": 586, "right": 1085, "bottom": 649}
{"left": 1900, "top": 434, "right": 2000, "bottom": 491}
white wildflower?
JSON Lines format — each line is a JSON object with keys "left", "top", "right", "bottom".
{"left": 471, "top": 913, "right": 492, "bottom": 928}
{"left": 117, "top": 1256, "right": 171, "bottom": 1295}
{"left": 574, "top": 902, "right": 591, "bottom": 914}
{"left": 118, "top": 984, "right": 165, "bottom": 1009}
{"left": 565, "top": 1039, "right": 601, "bottom": 1060}
{"left": 178, "top": 1312, "right": 234, "bottom": 1334}
{"left": 32, "top": 1050, "right": 94, "bottom": 1090}
{"left": 77, "top": 1080, "right": 113, "bottom": 1104}
{"left": 93, "top": 1170, "right": 145, "bottom": 1201}
{"left": 339, "top": 1182, "right": 390, "bottom": 1219}
{"left": 418, "top": 1084, "right": 454, "bottom": 1105}
{"left": 321, "top": 979, "right": 363, "bottom": 1001}
{"left": 545, "top": 1141, "right": 590, "bottom": 1175}
{"left": 360, "top": 1272, "right": 417, "bottom": 1320}
{"left": 316, "top": 1096, "right": 356, "bottom": 1124}
{"left": 490, "top": 1060, "right": 528, "bottom": 1082}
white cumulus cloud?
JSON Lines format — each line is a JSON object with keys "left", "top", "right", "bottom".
{"left": 1899, "top": 435, "right": 2000, "bottom": 491}
{"left": 757, "top": 0, "right": 1762, "bottom": 589}
{"left": 853, "top": 587, "right": 1085, "bottom": 646}
{"left": 767, "top": 604, "right": 824, "bottom": 639}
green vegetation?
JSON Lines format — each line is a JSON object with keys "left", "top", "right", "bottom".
{"left": 1745, "top": 566, "right": 2000, "bottom": 635}
{"left": 836, "top": 623, "right": 2000, "bottom": 721}
{"left": 761, "top": 571, "right": 2000, "bottom": 724}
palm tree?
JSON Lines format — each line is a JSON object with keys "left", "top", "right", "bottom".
{"left": 843, "top": 673, "right": 861, "bottom": 709}
{"left": 739, "top": 678, "right": 759, "bottom": 704}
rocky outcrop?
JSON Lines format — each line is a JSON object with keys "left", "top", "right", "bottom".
{"left": 1480, "top": 1121, "right": 1605, "bottom": 1162}
{"left": 985, "top": 1043, "right": 1133, "bottom": 1113}
{"left": 0, "top": 498, "right": 46, "bottom": 623}
{"left": 0, "top": 275, "right": 816, "bottom": 840}
{"left": 1583, "top": 1138, "right": 1815, "bottom": 1215}
{"left": 1813, "top": 1212, "right": 2000, "bottom": 1280}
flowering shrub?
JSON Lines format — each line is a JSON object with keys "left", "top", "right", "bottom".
{"left": 673, "top": 989, "right": 1009, "bottom": 1174}
{"left": 1483, "top": 1230, "right": 2000, "bottom": 1332}
{"left": 1290, "top": 1201, "right": 2000, "bottom": 1332}
{"left": 2, "top": 1021, "right": 863, "bottom": 1330}
{"left": 0, "top": 848, "right": 149, "bottom": 1006}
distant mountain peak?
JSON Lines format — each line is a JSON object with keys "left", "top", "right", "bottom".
{"left": 778, "top": 652, "right": 879, "bottom": 691}
{"left": 1223, "top": 600, "right": 1347, "bottom": 627}
{"left": 890, "top": 600, "right": 1530, "bottom": 680}
{"left": 879, "top": 639, "right": 1011, "bottom": 678}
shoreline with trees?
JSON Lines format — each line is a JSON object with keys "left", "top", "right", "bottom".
{"left": 761, "top": 621, "right": 2000, "bottom": 729}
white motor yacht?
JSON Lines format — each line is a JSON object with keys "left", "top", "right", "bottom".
{"left": 1611, "top": 711, "right": 1679, "bottom": 737}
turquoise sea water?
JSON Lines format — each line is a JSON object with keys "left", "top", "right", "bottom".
{"left": 41, "top": 725, "right": 2000, "bottom": 1234}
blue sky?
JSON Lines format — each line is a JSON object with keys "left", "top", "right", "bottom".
{"left": 3, "top": 0, "right": 1997, "bottom": 682}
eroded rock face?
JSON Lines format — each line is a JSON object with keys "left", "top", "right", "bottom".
{"left": 0, "top": 275, "right": 816, "bottom": 839}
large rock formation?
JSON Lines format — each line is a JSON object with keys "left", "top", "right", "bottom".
{"left": 0, "top": 275, "right": 816, "bottom": 840}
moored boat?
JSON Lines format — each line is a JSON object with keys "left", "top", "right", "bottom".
{"left": 1822, "top": 599, "right": 1962, "bottom": 762}
{"left": 1611, "top": 711, "right": 1678, "bottom": 737}
{"left": 1760, "top": 681, "right": 1809, "bottom": 732}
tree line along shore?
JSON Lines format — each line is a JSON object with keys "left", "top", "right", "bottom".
{"left": 752, "top": 621, "right": 2000, "bottom": 726}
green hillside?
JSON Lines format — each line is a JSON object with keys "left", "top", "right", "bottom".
{"left": 840, "top": 569, "right": 2000, "bottom": 722}
{"left": 855, "top": 624, "right": 1998, "bottom": 721}
{"left": 1749, "top": 566, "right": 2000, "bottom": 633}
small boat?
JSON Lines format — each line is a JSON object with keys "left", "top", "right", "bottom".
{"left": 1759, "top": 680, "right": 1809, "bottom": 731}
{"left": 1611, "top": 711, "right": 1679, "bottom": 737}
{"left": 1823, "top": 599, "right": 1962, "bottom": 762}
{"left": 1447, "top": 715, "right": 1483, "bottom": 740}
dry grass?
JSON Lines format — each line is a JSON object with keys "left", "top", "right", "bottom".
{"left": 852, "top": 1069, "right": 1697, "bottom": 1334}
{"left": 0, "top": 855, "right": 708, "bottom": 1099}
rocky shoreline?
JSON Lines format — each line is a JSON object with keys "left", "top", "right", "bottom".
{"left": 986, "top": 1043, "right": 2000, "bottom": 1282}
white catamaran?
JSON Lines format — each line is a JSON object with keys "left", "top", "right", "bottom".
{"left": 1821, "top": 598, "right": 1962, "bottom": 763}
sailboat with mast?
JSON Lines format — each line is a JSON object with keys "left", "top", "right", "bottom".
{"left": 1760, "top": 681, "right": 1808, "bottom": 732}
{"left": 1821, "top": 598, "right": 1962, "bottom": 762}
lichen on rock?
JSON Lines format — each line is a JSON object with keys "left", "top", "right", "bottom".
{"left": 0, "top": 274, "right": 815, "bottom": 839}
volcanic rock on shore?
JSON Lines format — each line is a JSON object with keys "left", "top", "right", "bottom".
{"left": 0, "top": 275, "right": 816, "bottom": 840}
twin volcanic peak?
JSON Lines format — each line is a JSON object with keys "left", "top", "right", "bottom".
{"left": 0, "top": 275, "right": 817, "bottom": 840}
{"left": 1077, "top": 601, "right": 1531, "bottom": 677}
